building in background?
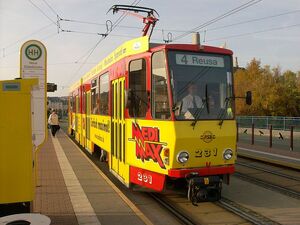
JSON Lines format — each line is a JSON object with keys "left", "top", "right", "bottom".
{"left": 47, "top": 97, "right": 68, "bottom": 119}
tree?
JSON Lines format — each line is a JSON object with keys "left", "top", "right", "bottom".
{"left": 234, "top": 59, "right": 300, "bottom": 116}
{"left": 281, "top": 70, "right": 300, "bottom": 116}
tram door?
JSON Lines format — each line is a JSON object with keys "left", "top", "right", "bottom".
{"left": 86, "top": 91, "right": 91, "bottom": 150}
{"left": 75, "top": 96, "right": 79, "bottom": 141}
{"left": 81, "top": 90, "right": 85, "bottom": 147}
{"left": 111, "top": 77, "right": 126, "bottom": 180}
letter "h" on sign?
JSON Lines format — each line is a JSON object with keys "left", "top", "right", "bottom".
{"left": 28, "top": 48, "right": 39, "bottom": 56}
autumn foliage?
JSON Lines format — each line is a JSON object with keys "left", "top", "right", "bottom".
{"left": 234, "top": 58, "right": 300, "bottom": 116}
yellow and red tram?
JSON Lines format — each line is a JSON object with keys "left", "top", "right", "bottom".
{"left": 68, "top": 5, "right": 251, "bottom": 203}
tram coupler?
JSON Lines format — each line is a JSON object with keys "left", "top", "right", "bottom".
{"left": 186, "top": 173, "right": 222, "bottom": 205}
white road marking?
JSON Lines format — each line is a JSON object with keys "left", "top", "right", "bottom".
{"left": 238, "top": 147, "right": 300, "bottom": 163}
{"left": 51, "top": 135, "right": 101, "bottom": 225}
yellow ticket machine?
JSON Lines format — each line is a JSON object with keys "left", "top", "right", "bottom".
{"left": 0, "top": 78, "right": 38, "bottom": 215}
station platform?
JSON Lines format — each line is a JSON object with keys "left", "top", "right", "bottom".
{"left": 237, "top": 143, "right": 300, "bottom": 170}
{"left": 18, "top": 129, "right": 300, "bottom": 225}
{"left": 33, "top": 131, "right": 152, "bottom": 225}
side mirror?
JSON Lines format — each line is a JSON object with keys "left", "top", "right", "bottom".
{"left": 125, "top": 89, "right": 132, "bottom": 108}
{"left": 246, "top": 91, "right": 252, "bottom": 105}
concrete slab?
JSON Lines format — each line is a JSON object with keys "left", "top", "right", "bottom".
{"left": 223, "top": 176, "right": 300, "bottom": 224}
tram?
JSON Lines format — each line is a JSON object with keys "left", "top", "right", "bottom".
{"left": 68, "top": 5, "right": 251, "bottom": 204}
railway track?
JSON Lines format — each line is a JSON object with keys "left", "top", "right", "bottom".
{"left": 149, "top": 193, "right": 198, "bottom": 225}
{"left": 236, "top": 161, "right": 300, "bottom": 181}
{"left": 235, "top": 158, "right": 300, "bottom": 199}
{"left": 67, "top": 132, "right": 282, "bottom": 225}
{"left": 216, "top": 198, "right": 280, "bottom": 225}
{"left": 151, "top": 193, "right": 280, "bottom": 225}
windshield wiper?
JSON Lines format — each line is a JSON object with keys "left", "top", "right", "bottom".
{"left": 190, "top": 99, "right": 206, "bottom": 129}
{"left": 218, "top": 97, "right": 232, "bottom": 127}
{"left": 205, "top": 84, "right": 209, "bottom": 114}
{"left": 191, "top": 84, "right": 209, "bottom": 129}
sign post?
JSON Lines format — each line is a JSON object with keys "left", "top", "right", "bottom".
{"left": 20, "top": 40, "right": 47, "bottom": 148}
{"left": 20, "top": 40, "right": 47, "bottom": 187}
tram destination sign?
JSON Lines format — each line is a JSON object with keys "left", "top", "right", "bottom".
{"left": 20, "top": 40, "right": 47, "bottom": 148}
{"left": 176, "top": 54, "right": 224, "bottom": 68}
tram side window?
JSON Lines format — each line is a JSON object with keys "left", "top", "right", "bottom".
{"left": 99, "top": 73, "right": 109, "bottom": 115}
{"left": 152, "top": 51, "right": 171, "bottom": 119}
{"left": 82, "top": 91, "right": 86, "bottom": 114}
{"left": 86, "top": 92, "right": 90, "bottom": 115}
{"left": 69, "top": 96, "right": 73, "bottom": 112}
{"left": 76, "top": 96, "right": 79, "bottom": 113}
{"left": 72, "top": 96, "right": 76, "bottom": 112}
{"left": 91, "top": 79, "right": 100, "bottom": 114}
{"left": 129, "top": 59, "right": 147, "bottom": 118}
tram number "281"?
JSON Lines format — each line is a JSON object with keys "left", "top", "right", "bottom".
{"left": 137, "top": 172, "right": 153, "bottom": 184}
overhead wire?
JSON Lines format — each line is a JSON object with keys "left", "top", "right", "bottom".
{"left": 70, "top": 35, "right": 106, "bottom": 77}
{"left": 60, "top": 17, "right": 190, "bottom": 34}
{"left": 59, "top": 29, "right": 160, "bottom": 41}
{"left": 40, "top": 0, "right": 60, "bottom": 17}
{"left": 27, "top": 0, "right": 58, "bottom": 26}
{"left": 0, "top": 0, "right": 58, "bottom": 60}
{"left": 0, "top": 23, "right": 53, "bottom": 54}
{"left": 67, "top": 0, "right": 142, "bottom": 85}
{"left": 206, "top": 23, "right": 300, "bottom": 42}
{"left": 69, "top": 0, "right": 141, "bottom": 64}
{"left": 3, "top": 7, "right": 298, "bottom": 57}
{"left": 54, "top": 8, "right": 300, "bottom": 40}
{"left": 0, "top": 31, "right": 58, "bottom": 61}
{"left": 58, "top": 8, "right": 300, "bottom": 38}
{"left": 60, "top": 18, "right": 142, "bottom": 30}
{"left": 207, "top": 9, "right": 300, "bottom": 32}
{"left": 2, "top": 0, "right": 145, "bottom": 82}
{"left": 53, "top": 8, "right": 300, "bottom": 46}
{"left": 18, "top": 0, "right": 297, "bottom": 89}
{"left": 172, "top": 0, "right": 263, "bottom": 42}
{"left": 1, "top": 0, "right": 62, "bottom": 58}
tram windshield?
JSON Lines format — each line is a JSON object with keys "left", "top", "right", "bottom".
{"left": 168, "top": 51, "right": 234, "bottom": 120}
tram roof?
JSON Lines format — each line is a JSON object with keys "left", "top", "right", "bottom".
{"left": 69, "top": 36, "right": 233, "bottom": 93}
{"left": 149, "top": 43, "right": 233, "bottom": 55}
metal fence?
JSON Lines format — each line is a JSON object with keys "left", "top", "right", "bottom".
{"left": 237, "top": 116, "right": 300, "bottom": 131}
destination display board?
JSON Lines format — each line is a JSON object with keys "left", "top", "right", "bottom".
{"left": 176, "top": 54, "right": 225, "bottom": 68}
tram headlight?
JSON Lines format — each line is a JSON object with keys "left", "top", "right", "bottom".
{"left": 223, "top": 148, "right": 233, "bottom": 160}
{"left": 177, "top": 151, "right": 189, "bottom": 164}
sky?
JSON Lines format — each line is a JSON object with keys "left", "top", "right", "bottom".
{"left": 1, "top": 0, "right": 300, "bottom": 97}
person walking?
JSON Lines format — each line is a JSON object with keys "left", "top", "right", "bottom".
{"left": 48, "top": 109, "right": 60, "bottom": 137}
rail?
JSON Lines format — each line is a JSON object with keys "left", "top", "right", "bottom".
{"left": 235, "top": 158, "right": 300, "bottom": 200}
{"left": 149, "top": 193, "right": 197, "bottom": 225}
{"left": 216, "top": 198, "right": 280, "bottom": 225}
